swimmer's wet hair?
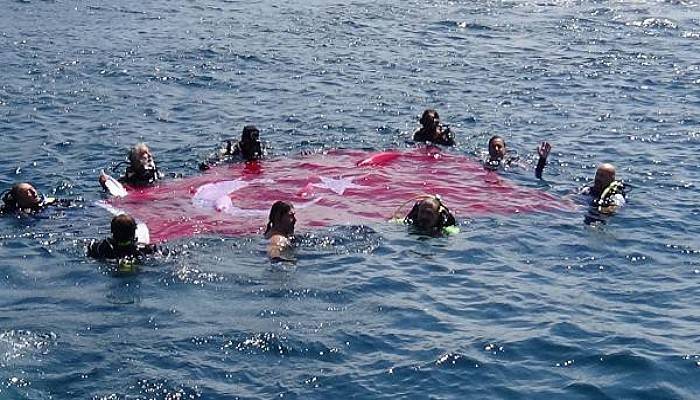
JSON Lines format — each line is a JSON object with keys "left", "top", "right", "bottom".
{"left": 265, "top": 201, "right": 293, "bottom": 236}
{"left": 419, "top": 109, "right": 439, "bottom": 126}
{"left": 488, "top": 135, "right": 505, "bottom": 148}
{"left": 0, "top": 184, "right": 21, "bottom": 212}
{"left": 111, "top": 214, "right": 137, "bottom": 243}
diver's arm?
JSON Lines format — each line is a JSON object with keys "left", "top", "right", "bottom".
{"left": 440, "top": 126, "right": 456, "bottom": 146}
{"left": 99, "top": 169, "right": 124, "bottom": 192}
{"left": 597, "top": 193, "right": 626, "bottom": 215}
{"left": 412, "top": 128, "right": 426, "bottom": 142}
{"left": 535, "top": 141, "right": 551, "bottom": 179}
{"left": 43, "top": 197, "right": 77, "bottom": 208}
{"left": 86, "top": 239, "right": 104, "bottom": 258}
{"left": 597, "top": 205, "right": 617, "bottom": 214}
{"left": 199, "top": 141, "right": 240, "bottom": 170}
{"left": 99, "top": 171, "right": 108, "bottom": 190}
{"left": 99, "top": 170, "right": 128, "bottom": 197}
{"left": 86, "top": 240, "right": 97, "bottom": 258}
{"left": 138, "top": 243, "right": 160, "bottom": 256}
{"left": 199, "top": 152, "right": 221, "bottom": 171}
{"left": 438, "top": 134, "right": 455, "bottom": 147}
{"left": 229, "top": 141, "right": 242, "bottom": 157}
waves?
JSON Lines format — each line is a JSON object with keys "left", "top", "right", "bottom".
{"left": 1, "top": 0, "right": 700, "bottom": 398}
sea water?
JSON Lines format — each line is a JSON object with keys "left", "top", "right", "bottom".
{"left": 1, "top": 0, "right": 699, "bottom": 398}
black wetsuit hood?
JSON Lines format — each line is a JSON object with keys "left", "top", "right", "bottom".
{"left": 119, "top": 166, "right": 162, "bottom": 186}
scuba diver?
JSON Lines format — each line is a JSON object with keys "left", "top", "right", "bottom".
{"left": 87, "top": 213, "right": 158, "bottom": 273}
{"left": 581, "top": 163, "right": 626, "bottom": 223}
{"left": 484, "top": 135, "right": 551, "bottom": 179}
{"left": 1, "top": 182, "right": 72, "bottom": 215}
{"left": 412, "top": 109, "right": 455, "bottom": 146}
{"left": 199, "top": 125, "right": 265, "bottom": 170}
{"left": 403, "top": 195, "right": 459, "bottom": 236}
{"left": 263, "top": 200, "right": 296, "bottom": 260}
{"left": 98, "top": 143, "right": 163, "bottom": 195}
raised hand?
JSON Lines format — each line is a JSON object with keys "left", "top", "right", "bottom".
{"left": 98, "top": 170, "right": 108, "bottom": 188}
{"left": 535, "top": 141, "right": 551, "bottom": 179}
{"left": 538, "top": 141, "right": 552, "bottom": 160}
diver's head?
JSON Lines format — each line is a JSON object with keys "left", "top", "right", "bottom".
{"left": 419, "top": 109, "right": 440, "bottom": 130}
{"left": 265, "top": 201, "right": 295, "bottom": 237}
{"left": 3, "top": 182, "right": 41, "bottom": 211}
{"left": 111, "top": 214, "right": 137, "bottom": 244}
{"left": 594, "top": 163, "right": 616, "bottom": 191}
{"left": 413, "top": 197, "right": 441, "bottom": 230}
{"left": 488, "top": 135, "right": 507, "bottom": 160}
{"left": 128, "top": 143, "right": 156, "bottom": 172}
{"left": 406, "top": 196, "right": 456, "bottom": 231}
{"left": 240, "top": 125, "right": 262, "bottom": 161}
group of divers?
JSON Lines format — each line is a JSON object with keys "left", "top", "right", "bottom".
{"left": 1, "top": 109, "right": 627, "bottom": 266}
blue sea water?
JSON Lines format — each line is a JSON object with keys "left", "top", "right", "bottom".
{"left": 1, "top": 0, "right": 700, "bottom": 398}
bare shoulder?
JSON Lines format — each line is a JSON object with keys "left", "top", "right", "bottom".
{"left": 267, "top": 234, "right": 292, "bottom": 259}
{"left": 270, "top": 234, "right": 291, "bottom": 247}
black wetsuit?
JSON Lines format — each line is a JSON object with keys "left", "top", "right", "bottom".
{"left": 118, "top": 167, "right": 163, "bottom": 186}
{"left": 413, "top": 127, "right": 455, "bottom": 146}
{"left": 484, "top": 154, "right": 547, "bottom": 178}
{"left": 87, "top": 238, "right": 157, "bottom": 260}
{"left": 199, "top": 140, "right": 265, "bottom": 170}
{"left": 483, "top": 156, "right": 518, "bottom": 171}
{"left": 0, "top": 197, "right": 72, "bottom": 215}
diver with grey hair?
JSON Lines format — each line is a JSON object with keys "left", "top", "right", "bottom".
{"left": 99, "top": 143, "right": 164, "bottom": 194}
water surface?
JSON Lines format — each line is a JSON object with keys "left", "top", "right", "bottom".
{"left": 1, "top": 0, "right": 699, "bottom": 398}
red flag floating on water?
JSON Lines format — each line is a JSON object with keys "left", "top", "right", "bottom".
{"left": 99, "top": 147, "right": 569, "bottom": 243}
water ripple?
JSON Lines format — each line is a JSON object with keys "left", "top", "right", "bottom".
{"left": 1, "top": 0, "right": 700, "bottom": 398}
